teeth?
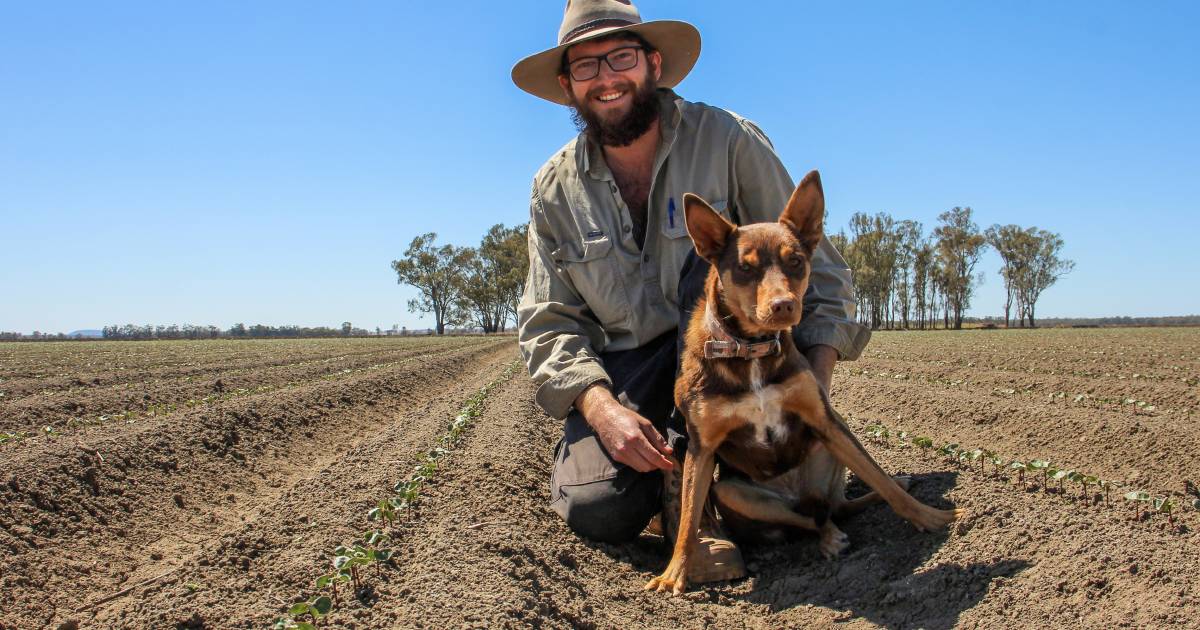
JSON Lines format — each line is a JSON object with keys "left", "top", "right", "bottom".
{"left": 598, "top": 91, "right": 624, "bottom": 102}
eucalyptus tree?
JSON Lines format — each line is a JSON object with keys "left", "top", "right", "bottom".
{"left": 391, "top": 233, "right": 472, "bottom": 335}
{"left": 933, "top": 207, "right": 987, "bottom": 329}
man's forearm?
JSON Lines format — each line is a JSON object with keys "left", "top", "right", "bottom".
{"left": 805, "top": 344, "right": 838, "bottom": 394}
{"left": 574, "top": 381, "right": 617, "bottom": 423}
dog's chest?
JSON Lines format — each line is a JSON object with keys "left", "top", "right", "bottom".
{"left": 716, "top": 359, "right": 813, "bottom": 482}
{"left": 747, "top": 361, "right": 788, "bottom": 442}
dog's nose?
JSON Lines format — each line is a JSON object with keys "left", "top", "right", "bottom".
{"left": 769, "top": 297, "right": 796, "bottom": 315}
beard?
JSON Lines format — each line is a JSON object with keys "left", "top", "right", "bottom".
{"left": 568, "top": 72, "right": 661, "bottom": 148}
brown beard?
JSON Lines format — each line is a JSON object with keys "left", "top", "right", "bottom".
{"left": 568, "top": 72, "right": 661, "bottom": 148}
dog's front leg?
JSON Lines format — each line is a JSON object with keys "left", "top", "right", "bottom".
{"left": 645, "top": 442, "right": 716, "bottom": 595}
{"left": 781, "top": 372, "right": 960, "bottom": 532}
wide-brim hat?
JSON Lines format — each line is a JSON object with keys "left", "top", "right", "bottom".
{"left": 512, "top": 0, "right": 701, "bottom": 105}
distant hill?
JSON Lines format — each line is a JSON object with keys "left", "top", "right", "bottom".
{"left": 67, "top": 329, "right": 103, "bottom": 338}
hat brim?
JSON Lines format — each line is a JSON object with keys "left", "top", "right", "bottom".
{"left": 511, "top": 20, "right": 701, "bottom": 105}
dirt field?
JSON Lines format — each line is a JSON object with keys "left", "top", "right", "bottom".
{"left": 1, "top": 328, "right": 1198, "bottom": 629}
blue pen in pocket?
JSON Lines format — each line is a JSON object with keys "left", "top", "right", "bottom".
{"left": 668, "top": 197, "right": 676, "bottom": 229}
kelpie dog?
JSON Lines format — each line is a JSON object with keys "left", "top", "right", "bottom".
{"left": 646, "top": 171, "right": 960, "bottom": 595}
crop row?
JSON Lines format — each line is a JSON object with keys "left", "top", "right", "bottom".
{"left": 861, "top": 423, "right": 1200, "bottom": 527}
{"left": 271, "top": 360, "right": 520, "bottom": 629}
{"left": 0, "top": 348, "right": 484, "bottom": 444}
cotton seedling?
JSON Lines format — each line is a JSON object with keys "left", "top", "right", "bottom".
{"left": 912, "top": 436, "right": 934, "bottom": 458}
{"left": 969, "top": 449, "right": 985, "bottom": 472}
{"left": 866, "top": 424, "right": 889, "bottom": 445}
{"left": 987, "top": 452, "right": 1005, "bottom": 476}
{"left": 1010, "top": 461, "right": 1029, "bottom": 485}
{"left": 315, "top": 568, "right": 352, "bottom": 607}
{"left": 366, "top": 497, "right": 403, "bottom": 525}
{"left": 1154, "top": 497, "right": 1177, "bottom": 524}
{"left": 1052, "top": 469, "right": 1075, "bottom": 496}
{"left": 331, "top": 530, "right": 393, "bottom": 592}
{"left": 938, "top": 443, "right": 961, "bottom": 463}
{"left": 274, "top": 595, "right": 332, "bottom": 630}
{"left": 1193, "top": 498, "right": 1200, "bottom": 511}
{"left": 1029, "top": 460, "right": 1051, "bottom": 490}
{"left": 1101, "top": 479, "right": 1120, "bottom": 506}
{"left": 1125, "top": 491, "right": 1152, "bottom": 520}
{"left": 1081, "top": 474, "right": 1099, "bottom": 501}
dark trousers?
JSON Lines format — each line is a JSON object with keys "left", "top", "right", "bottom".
{"left": 548, "top": 253, "right": 710, "bottom": 543}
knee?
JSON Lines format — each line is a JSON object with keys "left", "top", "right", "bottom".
{"left": 556, "top": 472, "right": 660, "bottom": 543}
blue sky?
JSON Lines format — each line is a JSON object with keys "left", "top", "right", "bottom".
{"left": 2, "top": 1, "right": 1197, "bottom": 333}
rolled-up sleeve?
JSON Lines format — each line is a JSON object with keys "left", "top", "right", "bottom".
{"left": 517, "top": 183, "right": 612, "bottom": 419}
{"left": 729, "top": 118, "right": 871, "bottom": 360}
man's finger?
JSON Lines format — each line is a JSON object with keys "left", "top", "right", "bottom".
{"left": 634, "top": 433, "right": 674, "bottom": 472}
{"left": 618, "top": 444, "right": 657, "bottom": 473}
{"left": 640, "top": 423, "right": 674, "bottom": 459}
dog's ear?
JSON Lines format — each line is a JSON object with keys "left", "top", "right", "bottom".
{"left": 684, "top": 193, "right": 736, "bottom": 261}
{"left": 779, "top": 170, "right": 825, "bottom": 253}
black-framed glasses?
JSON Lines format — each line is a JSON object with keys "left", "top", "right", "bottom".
{"left": 567, "top": 46, "right": 644, "bottom": 82}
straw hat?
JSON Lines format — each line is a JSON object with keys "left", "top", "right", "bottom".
{"left": 511, "top": 0, "right": 701, "bottom": 105}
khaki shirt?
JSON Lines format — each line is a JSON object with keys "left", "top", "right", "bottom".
{"left": 518, "top": 90, "right": 871, "bottom": 420}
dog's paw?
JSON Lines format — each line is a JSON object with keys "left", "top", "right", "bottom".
{"left": 905, "top": 504, "right": 960, "bottom": 532}
{"left": 819, "top": 524, "right": 849, "bottom": 559}
{"left": 645, "top": 563, "right": 689, "bottom": 595}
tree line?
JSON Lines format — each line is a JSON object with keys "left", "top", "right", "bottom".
{"left": 828, "top": 206, "right": 1075, "bottom": 329}
{"left": 392, "top": 211, "right": 1075, "bottom": 335}
{"left": 99, "top": 322, "right": 376, "bottom": 340}
{"left": 391, "top": 224, "right": 528, "bottom": 335}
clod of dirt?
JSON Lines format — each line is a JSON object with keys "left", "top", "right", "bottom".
{"left": 55, "top": 621, "right": 79, "bottom": 630}
{"left": 173, "top": 493, "right": 185, "bottom": 508}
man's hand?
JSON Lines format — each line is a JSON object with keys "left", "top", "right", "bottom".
{"left": 575, "top": 383, "right": 674, "bottom": 473}
{"left": 805, "top": 344, "right": 838, "bottom": 395}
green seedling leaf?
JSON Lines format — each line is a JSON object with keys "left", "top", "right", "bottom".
{"left": 375, "top": 549, "right": 393, "bottom": 561}
{"left": 1193, "top": 498, "right": 1200, "bottom": 510}
{"left": 1053, "top": 470, "right": 1073, "bottom": 481}
{"left": 287, "top": 603, "right": 311, "bottom": 617}
{"left": 333, "top": 555, "right": 351, "bottom": 569}
{"left": 1029, "top": 460, "right": 1049, "bottom": 470}
{"left": 311, "top": 595, "right": 333, "bottom": 616}
{"left": 1124, "top": 491, "right": 1151, "bottom": 502}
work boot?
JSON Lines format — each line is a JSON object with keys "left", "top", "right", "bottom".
{"left": 657, "top": 456, "right": 746, "bottom": 583}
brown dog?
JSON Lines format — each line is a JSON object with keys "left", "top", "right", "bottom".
{"left": 645, "top": 171, "right": 960, "bottom": 595}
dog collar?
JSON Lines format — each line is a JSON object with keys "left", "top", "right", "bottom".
{"left": 702, "top": 303, "right": 782, "bottom": 360}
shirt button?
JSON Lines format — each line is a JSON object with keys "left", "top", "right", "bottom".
{"left": 643, "top": 254, "right": 650, "bottom": 262}
{"left": 623, "top": 225, "right": 631, "bottom": 233}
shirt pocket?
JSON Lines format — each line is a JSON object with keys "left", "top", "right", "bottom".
{"left": 662, "top": 199, "right": 731, "bottom": 241}
{"left": 660, "top": 200, "right": 727, "bottom": 308}
{"left": 555, "top": 235, "right": 631, "bottom": 329}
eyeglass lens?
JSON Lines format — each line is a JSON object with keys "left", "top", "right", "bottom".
{"left": 569, "top": 46, "right": 641, "bottom": 81}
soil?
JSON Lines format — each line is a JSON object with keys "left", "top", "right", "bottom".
{"left": 1, "top": 328, "right": 1197, "bottom": 629}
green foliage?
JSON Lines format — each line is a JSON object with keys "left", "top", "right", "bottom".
{"left": 391, "top": 232, "right": 474, "bottom": 335}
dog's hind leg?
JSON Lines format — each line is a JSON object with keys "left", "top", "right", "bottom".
{"left": 834, "top": 475, "right": 913, "bottom": 519}
{"left": 779, "top": 372, "right": 960, "bottom": 531}
{"left": 712, "top": 478, "right": 822, "bottom": 533}
{"left": 714, "top": 478, "right": 852, "bottom": 559}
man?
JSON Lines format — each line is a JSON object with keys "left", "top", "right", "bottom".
{"left": 512, "top": 0, "right": 870, "bottom": 582}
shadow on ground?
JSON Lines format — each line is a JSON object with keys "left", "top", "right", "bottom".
{"left": 728, "top": 470, "right": 1028, "bottom": 629}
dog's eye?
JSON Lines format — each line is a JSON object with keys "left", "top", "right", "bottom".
{"left": 788, "top": 256, "right": 803, "bottom": 267}
{"left": 739, "top": 262, "right": 752, "bottom": 272}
